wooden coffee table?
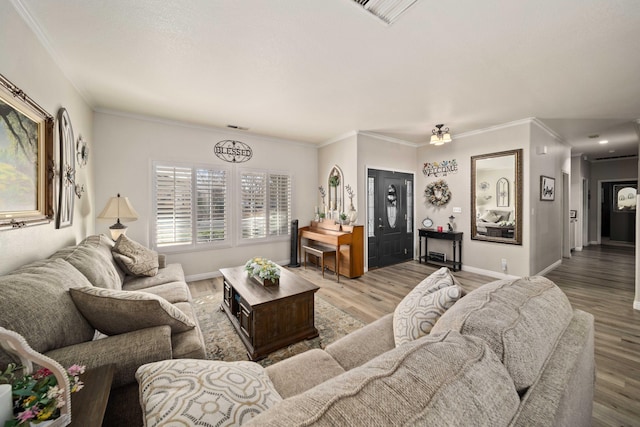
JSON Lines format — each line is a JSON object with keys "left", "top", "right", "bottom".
{"left": 219, "top": 265, "right": 319, "bottom": 361}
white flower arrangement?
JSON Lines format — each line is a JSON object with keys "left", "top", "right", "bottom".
{"left": 244, "top": 257, "right": 281, "bottom": 281}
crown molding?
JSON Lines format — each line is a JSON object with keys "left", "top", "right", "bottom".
{"left": 320, "top": 131, "right": 358, "bottom": 147}
{"left": 94, "top": 108, "right": 317, "bottom": 148}
{"left": 357, "top": 131, "right": 419, "bottom": 147}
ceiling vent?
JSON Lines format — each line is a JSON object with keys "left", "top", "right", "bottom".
{"left": 351, "top": 0, "right": 419, "bottom": 25}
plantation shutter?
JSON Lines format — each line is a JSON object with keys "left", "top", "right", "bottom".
{"left": 196, "top": 168, "right": 228, "bottom": 243}
{"left": 155, "top": 165, "right": 193, "bottom": 247}
{"left": 240, "top": 171, "right": 267, "bottom": 239}
{"left": 269, "top": 174, "right": 291, "bottom": 236}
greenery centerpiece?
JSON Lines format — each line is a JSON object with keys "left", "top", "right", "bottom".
{"left": 244, "top": 257, "right": 281, "bottom": 287}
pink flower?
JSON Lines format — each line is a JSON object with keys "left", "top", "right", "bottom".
{"left": 66, "top": 364, "right": 85, "bottom": 376}
{"left": 17, "top": 408, "right": 37, "bottom": 422}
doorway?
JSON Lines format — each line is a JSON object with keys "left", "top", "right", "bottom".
{"left": 367, "top": 169, "right": 414, "bottom": 269}
{"left": 600, "top": 180, "right": 637, "bottom": 244}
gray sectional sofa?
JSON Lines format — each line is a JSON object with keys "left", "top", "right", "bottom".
{"left": 137, "top": 272, "right": 595, "bottom": 426}
{"left": 0, "top": 234, "right": 205, "bottom": 427}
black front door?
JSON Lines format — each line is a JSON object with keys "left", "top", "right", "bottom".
{"left": 367, "top": 169, "right": 414, "bottom": 268}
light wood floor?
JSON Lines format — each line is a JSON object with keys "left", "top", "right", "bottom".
{"left": 190, "top": 245, "right": 640, "bottom": 426}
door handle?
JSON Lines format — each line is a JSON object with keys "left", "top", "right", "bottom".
{"left": 378, "top": 218, "right": 384, "bottom": 229}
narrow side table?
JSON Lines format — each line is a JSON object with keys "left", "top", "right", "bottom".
{"left": 70, "top": 364, "right": 114, "bottom": 426}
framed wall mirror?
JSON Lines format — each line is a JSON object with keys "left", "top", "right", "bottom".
{"left": 471, "top": 149, "right": 522, "bottom": 245}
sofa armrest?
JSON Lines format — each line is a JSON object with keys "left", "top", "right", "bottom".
{"left": 45, "top": 325, "right": 173, "bottom": 388}
{"left": 325, "top": 313, "right": 395, "bottom": 371}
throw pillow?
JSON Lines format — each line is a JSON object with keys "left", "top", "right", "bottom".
{"left": 112, "top": 234, "right": 159, "bottom": 277}
{"left": 393, "top": 267, "right": 463, "bottom": 347}
{"left": 69, "top": 286, "right": 195, "bottom": 335}
{"left": 136, "top": 359, "right": 283, "bottom": 427}
{"left": 480, "top": 210, "right": 500, "bottom": 223}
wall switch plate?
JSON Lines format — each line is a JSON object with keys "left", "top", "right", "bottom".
{"left": 452, "top": 207, "right": 462, "bottom": 213}
{"left": 501, "top": 258, "right": 507, "bottom": 271}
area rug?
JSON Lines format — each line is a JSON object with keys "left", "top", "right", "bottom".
{"left": 193, "top": 291, "right": 365, "bottom": 367}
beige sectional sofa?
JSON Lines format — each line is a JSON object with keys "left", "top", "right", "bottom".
{"left": 137, "top": 270, "right": 595, "bottom": 426}
{"left": 0, "top": 234, "right": 205, "bottom": 427}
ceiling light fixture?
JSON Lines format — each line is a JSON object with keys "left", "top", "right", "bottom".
{"left": 599, "top": 140, "right": 609, "bottom": 145}
{"left": 430, "top": 124, "right": 452, "bottom": 146}
{"left": 350, "top": 0, "right": 419, "bottom": 25}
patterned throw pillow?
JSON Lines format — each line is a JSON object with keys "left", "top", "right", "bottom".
{"left": 136, "top": 359, "right": 283, "bottom": 427}
{"left": 69, "top": 286, "right": 195, "bottom": 335}
{"left": 393, "top": 267, "right": 463, "bottom": 347}
{"left": 112, "top": 234, "right": 159, "bottom": 277}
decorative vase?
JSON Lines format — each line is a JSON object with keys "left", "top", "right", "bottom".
{"left": 348, "top": 204, "right": 357, "bottom": 224}
{"left": 252, "top": 275, "right": 279, "bottom": 287}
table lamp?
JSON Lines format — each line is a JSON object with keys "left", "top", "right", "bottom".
{"left": 98, "top": 193, "right": 139, "bottom": 240}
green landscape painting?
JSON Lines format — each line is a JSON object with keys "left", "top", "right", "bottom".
{"left": 0, "top": 99, "right": 38, "bottom": 212}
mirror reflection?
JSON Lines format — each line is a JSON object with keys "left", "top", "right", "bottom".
{"left": 471, "top": 149, "right": 522, "bottom": 244}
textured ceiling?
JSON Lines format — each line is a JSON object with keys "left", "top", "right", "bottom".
{"left": 13, "top": 0, "right": 640, "bottom": 158}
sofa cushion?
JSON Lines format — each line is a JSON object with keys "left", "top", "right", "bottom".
{"left": 49, "top": 234, "right": 124, "bottom": 289}
{"left": 170, "top": 302, "right": 206, "bottom": 359}
{"left": 480, "top": 210, "right": 501, "bottom": 223}
{"left": 69, "top": 286, "right": 195, "bottom": 335}
{"left": 266, "top": 349, "right": 346, "bottom": 398}
{"left": 136, "top": 359, "right": 283, "bottom": 427}
{"left": 112, "top": 234, "right": 159, "bottom": 277}
{"left": 325, "top": 313, "right": 395, "bottom": 371}
{"left": 246, "top": 331, "right": 520, "bottom": 426}
{"left": 0, "top": 259, "right": 95, "bottom": 362}
{"left": 393, "top": 267, "right": 463, "bottom": 347}
{"left": 140, "top": 281, "right": 192, "bottom": 304}
{"left": 431, "top": 276, "right": 573, "bottom": 392}
{"left": 122, "top": 263, "right": 186, "bottom": 291}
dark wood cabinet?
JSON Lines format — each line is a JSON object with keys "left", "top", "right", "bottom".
{"left": 220, "top": 266, "right": 319, "bottom": 360}
{"left": 418, "top": 229, "right": 463, "bottom": 271}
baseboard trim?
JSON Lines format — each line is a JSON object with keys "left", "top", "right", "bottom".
{"left": 634, "top": 301, "right": 640, "bottom": 311}
{"left": 535, "top": 259, "right": 562, "bottom": 276}
{"left": 185, "top": 258, "right": 293, "bottom": 283}
{"left": 461, "top": 265, "right": 519, "bottom": 280}
{"left": 574, "top": 246, "right": 583, "bottom": 252}
{"left": 589, "top": 240, "right": 599, "bottom": 246}
{"left": 185, "top": 271, "right": 221, "bottom": 282}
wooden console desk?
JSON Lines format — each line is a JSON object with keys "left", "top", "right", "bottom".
{"left": 418, "top": 229, "right": 463, "bottom": 272}
{"left": 298, "top": 222, "right": 364, "bottom": 281}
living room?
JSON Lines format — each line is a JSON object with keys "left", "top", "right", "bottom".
{"left": 1, "top": 1, "right": 639, "bottom": 426}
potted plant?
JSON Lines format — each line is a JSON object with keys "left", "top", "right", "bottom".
{"left": 339, "top": 212, "right": 348, "bottom": 225}
{"left": 319, "top": 212, "right": 326, "bottom": 222}
{"left": 329, "top": 175, "right": 340, "bottom": 187}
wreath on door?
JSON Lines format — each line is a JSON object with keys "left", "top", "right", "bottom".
{"left": 425, "top": 179, "right": 451, "bottom": 206}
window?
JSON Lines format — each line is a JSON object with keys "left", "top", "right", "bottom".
{"left": 239, "top": 170, "right": 291, "bottom": 242}
{"left": 152, "top": 162, "right": 291, "bottom": 250}
{"left": 153, "top": 163, "right": 229, "bottom": 249}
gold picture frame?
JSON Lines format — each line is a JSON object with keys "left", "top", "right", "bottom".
{"left": 0, "top": 73, "right": 54, "bottom": 230}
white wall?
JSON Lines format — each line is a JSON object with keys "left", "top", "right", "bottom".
{"left": 93, "top": 111, "right": 317, "bottom": 279}
{"left": 417, "top": 121, "right": 531, "bottom": 277}
{"left": 318, "top": 133, "right": 358, "bottom": 218}
{"left": 0, "top": 2, "right": 94, "bottom": 274}
{"left": 529, "top": 122, "right": 570, "bottom": 275}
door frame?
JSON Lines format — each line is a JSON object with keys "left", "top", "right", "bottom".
{"left": 365, "top": 165, "right": 416, "bottom": 272}
{"left": 597, "top": 177, "right": 637, "bottom": 244}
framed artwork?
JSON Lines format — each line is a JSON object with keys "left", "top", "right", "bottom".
{"left": 0, "top": 73, "right": 54, "bottom": 230}
{"left": 613, "top": 184, "right": 636, "bottom": 212}
{"left": 540, "top": 175, "right": 555, "bottom": 201}
{"left": 56, "top": 108, "right": 75, "bottom": 228}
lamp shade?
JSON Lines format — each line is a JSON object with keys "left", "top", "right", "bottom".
{"left": 98, "top": 194, "right": 139, "bottom": 221}
{"left": 98, "top": 194, "right": 138, "bottom": 240}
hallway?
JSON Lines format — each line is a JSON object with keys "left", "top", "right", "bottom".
{"left": 546, "top": 245, "right": 640, "bottom": 426}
